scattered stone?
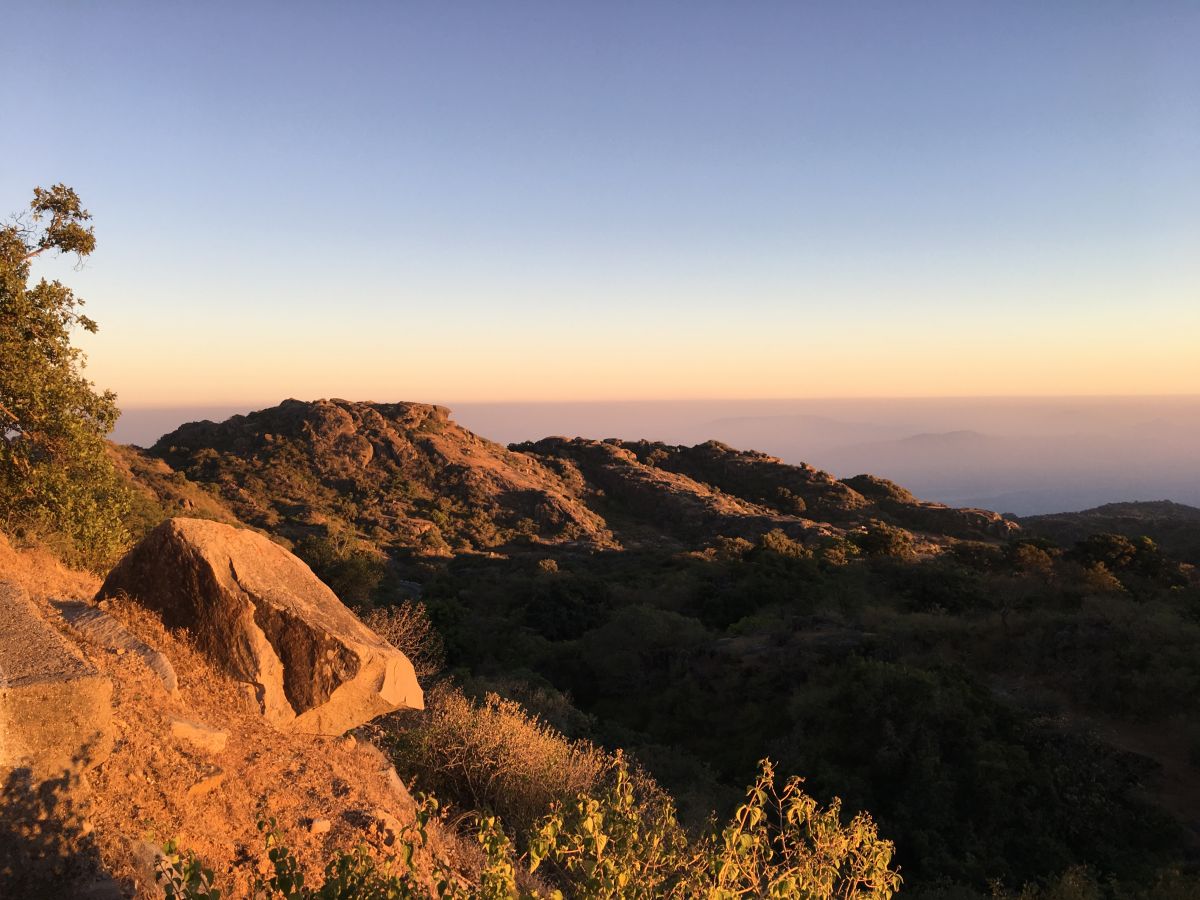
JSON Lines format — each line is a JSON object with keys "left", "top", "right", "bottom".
{"left": 0, "top": 582, "right": 113, "bottom": 779}
{"left": 168, "top": 717, "right": 228, "bottom": 754}
{"left": 97, "top": 519, "right": 424, "bottom": 735}
{"left": 53, "top": 599, "right": 179, "bottom": 695}
{"left": 383, "top": 765, "right": 417, "bottom": 816}
{"left": 337, "top": 734, "right": 356, "bottom": 751}
{"left": 187, "top": 768, "right": 225, "bottom": 799}
{"left": 370, "top": 807, "right": 405, "bottom": 846}
{"left": 308, "top": 817, "right": 332, "bottom": 835}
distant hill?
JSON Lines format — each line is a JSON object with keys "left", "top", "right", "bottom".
{"left": 1021, "top": 500, "right": 1200, "bottom": 565}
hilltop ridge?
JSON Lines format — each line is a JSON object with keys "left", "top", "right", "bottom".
{"left": 142, "top": 398, "right": 1019, "bottom": 560}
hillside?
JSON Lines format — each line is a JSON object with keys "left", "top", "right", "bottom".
{"left": 1021, "top": 500, "right": 1200, "bottom": 565}
{"left": 0, "top": 523, "right": 903, "bottom": 898}
{"left": 150, "top": 399, "right": 613, "bottom": 555}
{"left": 112, "top": 399, "right": 1200, "bottom": 896}
{"left": 516, "top": 437, "right": 1018, "bottom": 542}
{"left": 7, "top": 397, "right": 1200, "bottom": 898}
{"left": 0, "top": 532, "right": 474, "bottom": 897}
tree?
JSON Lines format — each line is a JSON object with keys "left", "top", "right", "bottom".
{"left": 0, "top": 185, "right": 128, "bottom": 567}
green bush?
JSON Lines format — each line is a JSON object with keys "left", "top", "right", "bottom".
{"left": 295, "top": 532, "right": 387, "bottom": 604}
{"left": 853, "top": 521, "right": 916, "bottom": 560}
{"left": 531, "top": 757, "right": 900, "bottom": 899}
{"left": 0, "top": 185, "right": 130, "bottom": 569}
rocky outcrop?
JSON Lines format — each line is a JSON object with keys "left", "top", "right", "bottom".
{"left": 97, "top": 519, "right": 423, "bottom": 735}
{"left": 840, "top": 474, "right": 1018, "bottom": 539}
{"left": 883, "top": 502, "right": 1019, "bottom": 541}
{"left": 151, "top": 399, "right": 614, "bottom": 554}
{"left": 0, "top": 582, "right": 113, "bottom": 779}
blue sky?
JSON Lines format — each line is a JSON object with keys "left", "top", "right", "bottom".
{"left": 4, "top": 2, "right": 1198, "bottom": 403}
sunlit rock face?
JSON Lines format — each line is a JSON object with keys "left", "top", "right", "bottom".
{"left": 98, "top": 518, "right": 423, "bottom": 735}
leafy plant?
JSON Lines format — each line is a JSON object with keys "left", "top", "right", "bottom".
{"left": 156, "top": 839, "right": 221, "bottom": 900}
{"left": 529, "top": 757, "right": 900, "bottom": 899}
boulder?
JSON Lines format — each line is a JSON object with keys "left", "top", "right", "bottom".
{"left": 0, "top": 582, "right": 113, "bottom": 780}
{"left": 97, "top": 518, "right": 423, "bottom": 735}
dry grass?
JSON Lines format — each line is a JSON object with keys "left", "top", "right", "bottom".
{"left": 383, "top": 684, "right": 611, "bottom": 842}
{"left": 0, "top": 530, "right": 100, "bottom": 599}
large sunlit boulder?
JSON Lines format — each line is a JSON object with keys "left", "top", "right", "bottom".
{"left": 97, "top": 518, "right": 423, "bottom": 735}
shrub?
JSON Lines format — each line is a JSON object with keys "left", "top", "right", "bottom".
{"left": 364, "top": 601, "right": 446, "bottom": 681}
{"left": 854, "top": 520, "right": 916, "bottom": 559}
{"left": 529, "top": 756, "right": 688, "bottom": 897}
{"left": 530, "top": 757, "right": 901, "bottom": 899}
{"left": 157, "top": 804, "right": 524, "bottom": 900}
{"left": 294, "top": 532, "right": 387, "bottom": 605}
{"left": 383, "top": 685, "right": 611, "bottom": 841}
{"left": 159, "top": 761, "right": 901, "bottom": 900}
{"left": 774, "top": 487, "right": 808, "bottom": 515}
{"left": 757, "top": 528, "right": 812, "bottom": 559}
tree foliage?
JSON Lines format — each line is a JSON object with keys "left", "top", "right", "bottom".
{"left": 0, "top": 185, "right": 128, "bottom": 567}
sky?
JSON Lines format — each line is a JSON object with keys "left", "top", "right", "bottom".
{"left": 4, "top": 1, "right": 1198, "bottom": 406}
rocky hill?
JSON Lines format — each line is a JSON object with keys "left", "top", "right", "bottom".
{"left": 150, "top": 399, "right": 614, "bottom": 555}
{"left": 143, "top": 399, "right": 1019, "bottom": 560}
{"left": 518, "top": 437, "right": 1019, "bottom": 543}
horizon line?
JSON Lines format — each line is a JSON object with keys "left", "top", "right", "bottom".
{"left": 116, "top": 392, "right": 1200, "bottom": 410}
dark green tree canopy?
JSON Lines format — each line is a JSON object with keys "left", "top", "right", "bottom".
{"left": 1, "top": 185, "right": 128, "bottom": 567}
